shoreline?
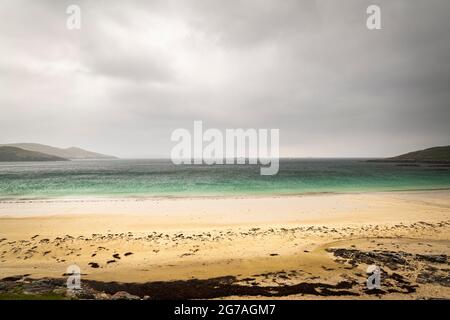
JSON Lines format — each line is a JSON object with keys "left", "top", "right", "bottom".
{"left": 1, "top": 190, "right": 450, "bottom": 223}
{"left": 1, "top": 187, "right": 450, "bottom": 205}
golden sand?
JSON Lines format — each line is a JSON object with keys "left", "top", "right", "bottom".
{"left": 0, "top": 190, "right": 449, "bottom": 299}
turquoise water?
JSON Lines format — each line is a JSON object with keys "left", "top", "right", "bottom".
{"left": 0, "top": 159, "right": 449, "bottom": 199}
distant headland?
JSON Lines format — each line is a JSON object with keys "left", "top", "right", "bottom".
{"left": 0, "top": 143, "right": 117, "bottom": 161}
{"left": 368, "top": 146, "right": 450, "bottom": 164}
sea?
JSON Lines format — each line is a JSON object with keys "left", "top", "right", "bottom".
{"left": 0, "top": 159, "right": 449, "bottom": 199}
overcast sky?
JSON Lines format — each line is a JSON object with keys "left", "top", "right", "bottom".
{"left": 0, "top": 0, "right": 449, "bottom": 158}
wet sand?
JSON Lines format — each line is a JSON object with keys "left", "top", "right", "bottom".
{"left": 0, "top": 190, "right": 449, "bottom": 299}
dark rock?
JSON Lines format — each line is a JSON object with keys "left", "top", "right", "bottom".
{"left": 327, "top": 248, "right": 408, "bottom": 268}
{"left": 417, "top": 270, "right": 450, "bottom": 287}
{"left": 416, "top": 254, "right": 447, "bottom": 264}
{"left": 2, "top": 274, "right": 30, "bottom": 281}
{"left": 111, "top": 291, "right": 140, "bottom": 300}
{"left": 22, "top": 279, "right": 64, "bottom": 294}
{"left": 0, "top": 281, "right": 17, "bottom": 292}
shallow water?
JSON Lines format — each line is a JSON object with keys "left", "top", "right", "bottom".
{"left": 0, "top": 159, "right": 449, "bottom": 199}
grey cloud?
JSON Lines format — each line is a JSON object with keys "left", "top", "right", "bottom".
{"left": 0, "top": 0, "right": 449, "bottom": 158}
{"left": 82, "top": 42, "right": 175, "bottom": 83}
{"left": 181, "top": 0, "right": 321, "bottom": 47}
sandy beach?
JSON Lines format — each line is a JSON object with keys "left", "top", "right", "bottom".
{"left": 1, "top": 190, "right": 449, "bottom": 299}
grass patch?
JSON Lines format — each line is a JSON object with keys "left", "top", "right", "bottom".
{"left": 0, "top": 292, "right": 67, "bottom": 300}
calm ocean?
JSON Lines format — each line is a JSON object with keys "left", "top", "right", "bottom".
{"left": 0, "top": 159, "right": 449, "bottom": 199}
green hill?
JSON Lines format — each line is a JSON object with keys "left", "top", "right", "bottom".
{"left": 371, "top": 146, "right": 450, "bottom": 163}
{"left": 2, "top": 143, "right": 117, "bottom": 160}
{"left": 0, "top": 146, "right": 68, "bottom": 162}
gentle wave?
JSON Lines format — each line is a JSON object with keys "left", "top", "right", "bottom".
{"left": 0, "top": 159, "right": 449, "bottom": 199}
